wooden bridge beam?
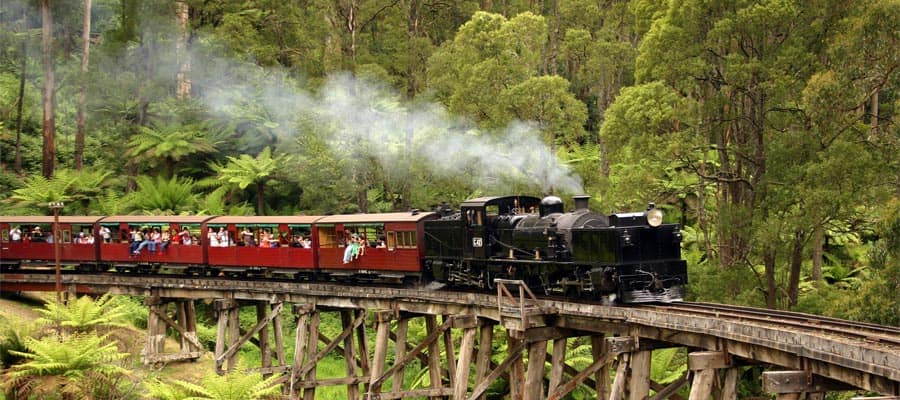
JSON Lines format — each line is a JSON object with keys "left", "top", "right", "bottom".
{"left": 763, "top": 370, "right": 857, "bottom": 399}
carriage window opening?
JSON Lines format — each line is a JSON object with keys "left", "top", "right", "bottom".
{"left": 396, "top": 231, "right": 417, "bottom": 248}
{"left": 386, "top": 231, "right": 396, "bottom": 250}
{"left": 486, "top": 205, "right": 499, "bottom": 217}
{"left": 343, "top": 224, "right": 384, "bottom": 247}
{"left": 1, "top": 230, "right": 8, "bottom": 242}
{"left": 289, "top": 225, "right": 313, "bottom": 248}
{"left": 62, "top": 230, "right": 71, "bottom": 244}
{"left": 318, "top": 226, "right": 337, "bottom": 248}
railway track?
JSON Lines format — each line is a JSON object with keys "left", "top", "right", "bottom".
{"left": 641, "top": 301, "right": 900, "bottom": 347}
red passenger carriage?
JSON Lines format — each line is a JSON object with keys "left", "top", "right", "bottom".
{"left": 1, "top": 216, "right": 103, "bottom": 270}
{"left": 97, "top": 216, "right": 214, "bottom": 273}
{"left": 315, "top": 211, "right": 437, "bottom": 282}
{"left": 204, "top": 216, "right": 319, "bottom": 278}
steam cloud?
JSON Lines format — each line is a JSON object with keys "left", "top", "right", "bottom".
{"left": 195, "top": 60, "right": 584, "bottom": 195}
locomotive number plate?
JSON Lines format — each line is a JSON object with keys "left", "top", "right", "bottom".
{"left": 472, "top": 237, "right": 483, "bottom": 248}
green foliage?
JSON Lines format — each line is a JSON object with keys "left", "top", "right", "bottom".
{"left": 123, "top": 175, "right": 200, "bottom": 215}
{"left": 206, "top": 147, "right": 293, "bottom": 215}
{"left": 145, "top": 364, "right": 281, "bottom": 400}
{"left": 0, "top": 315, "right": 37, "bottom": 368}
{"left": 2, "top": 333, "right": 130, "bottom": 399}
{"left": 127, "top": 120, "right": 217, "bottom": 178}
{"left": 36, "top": 294, "right": 131, "bottom": 334}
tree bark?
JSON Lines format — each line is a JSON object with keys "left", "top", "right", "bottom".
{"left": 764, "top": 247, "right": 777, "bottom": 309}
{"left": 542, "top": 0, "right": 559, "bottom": 76}
{"left": 75, "top": 0, "right": 92, "bottom": 170}
{"left": 14, "top": 39, "right": 26, "bottom": 173}
{"left": 41, "top": 0, "right": 57, "bottom": 178}
{"left": 812, "top": 223, "right": 824, "bottom": 285}
{"left": 787, "top": 230, "right": 804, "bottom": 309}
{"left": 175, "top": 1, "right": 191, "bottom": 99}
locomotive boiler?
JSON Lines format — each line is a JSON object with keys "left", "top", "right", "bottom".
{"left": 423, "top": 195, "right": 687, "bottom": 303}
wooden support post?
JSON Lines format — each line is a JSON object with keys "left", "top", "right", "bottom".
{"left": 425, "top": 315, "right": 443, "bottom": 400}
{"left": 688, "top": 369, "right": 716, "bottom": 400}
{"left": 303, "top": 310, "right": 320, "bottom": 400}
{"left": 392, "top": 317, "right": 409, "bottom": 394}
{"left": 227, "top": 302, "right": 240, "bottom": 372}
{"left": 592, "top": 335, "right": 611, "bottom": 399}
{"left": 290, "top": 305, "right": 311, "bottom": 397}
{"left": 629, "top": 350, "right": 651, "bottom": 400}
{"left": 443, "top": 314, "right": 456, "bottom": 386}
{"left": 214, "top": 299, "right": 238, "bottom": 374}
{"left": 547, "top": 337, "right": 567, "bottom": 396}
{"left": 355, "top": 309, "right": 370, "bottom": 394}
{"left": 272, "top": 303, "right": 286, "bottom": 372}
{"left": 145, "top": 298, "right": 165, "bottom": 361}
{"left": 508, "top": 332, "right": 525, "bottom": 400}
{"left": 608, "top": 353, "right": 630, "bottom": 400}
{"left": 525, "top": 339, "right": 548, "bottom": 400}
{"left": 341, "top": 310, "right": 360, "bottom": 400}
{"left": 257, "top": 302, "right": 271, "bottom": 374}
{"left": 368, "top": 311, "right": 394, "bottom": 400}
{"left": 452, "top": 316, "right": 477, "bottom": 400}
{"left": 474, "top": 320, "right": 495, "bottom": 400}
{"left": 719, "top": 368, "right": 740, "bottom": 400}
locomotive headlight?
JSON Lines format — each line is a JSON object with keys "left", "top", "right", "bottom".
{"left": 647, "top": 208, "right": 664, "bottom": 227}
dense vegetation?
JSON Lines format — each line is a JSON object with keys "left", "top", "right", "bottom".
{"left": 1, "top": 0, "right": 898, "bottom": 323}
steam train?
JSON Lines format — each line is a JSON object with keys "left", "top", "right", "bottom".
{"left": 0, "top": 195, "right": 687, "bottom": 303}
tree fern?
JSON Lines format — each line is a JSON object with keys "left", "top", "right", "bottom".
{"left": 123, "top": 175, "right": 200, "bottom": 215}
{"left": 150, "top": 364, "right": 282, "bottom": 400}
{"left": 36, "top": 294, "right": 131, "bottom": 334}
{"left": 3, "top": 333, "right": 129, "bottom": 398}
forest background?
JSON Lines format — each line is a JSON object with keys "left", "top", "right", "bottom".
{"left": 0, "top": 0, "right": 898, "bottom": 324}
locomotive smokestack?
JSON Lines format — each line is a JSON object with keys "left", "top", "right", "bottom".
{"left": 573, "top": 195, "right": 590, "bottom": 211}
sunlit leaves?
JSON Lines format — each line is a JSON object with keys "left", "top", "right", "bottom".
{"left": 36, "top": 294, "right": 131, "bottom": 334}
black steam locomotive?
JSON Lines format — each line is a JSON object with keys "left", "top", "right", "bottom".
{"left": 423, "top": 195, "right": 687, "bottom": 303}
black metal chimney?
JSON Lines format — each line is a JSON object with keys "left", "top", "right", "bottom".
{"left": 573, "top": 195, "right": 590, "bottom": 211}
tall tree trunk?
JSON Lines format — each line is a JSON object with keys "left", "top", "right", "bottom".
{"left": 542, "top": 0, "right": 559, "bottom": 76}
{"left": 75, "top": 0, "right": 92, "bottom": 170}
{"left": 787, "top": 230, "right": 804, "bottom": 309}
{"left": 400, "top": 0, "right": 422, "bottom": 210}
{"left": 41, "top": 0, "right": 57, "bottom": 178}
{"left": 175, "top": 1, "right": 191, "bottom": 99}
{"left": 14, "top": 39, "right": 26, "bottom": 173}
{"left": 764, "top": 247, "right": 777, "bottom": 309}
{"left": 870, "top": 90, "right": 879, "bottom": 133}
{"left": 812, "top": 222, "right": 824, "bottom": 285}
{"left": 257, "top": 183, "right": 266, "bottom": 216}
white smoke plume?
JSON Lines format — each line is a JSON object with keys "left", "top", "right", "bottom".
{"left": 196, "top": 61, "right": 584, "bottom": 195}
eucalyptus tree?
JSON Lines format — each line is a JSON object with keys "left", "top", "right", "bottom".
{"left": 610, "top": 0, "right": 898, "bottom": 309}
{"left": 428, "top": 11, "right": 548, "bottom": 129}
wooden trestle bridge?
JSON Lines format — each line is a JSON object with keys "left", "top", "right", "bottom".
{"left": 1, "top": 272, "right": 898, "bottom": 400}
